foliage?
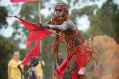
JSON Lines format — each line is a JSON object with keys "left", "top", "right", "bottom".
{"left": 85, "top": 0, "right": 119, "bottom": 43}
{"left": 0, "top": 35, "right": 19, "bottom": 79}
{"left": 0, "top": 35, "right": 28, "bottom": 79}
{"left": 42, "top": 36, "right": 55, "bottom": 79}
{"left": 0, "top": 6, "right": 8, "bottom": 28}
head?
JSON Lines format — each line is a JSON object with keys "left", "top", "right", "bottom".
{"left": 29, "top": 56, "right": 39, "bottom": 67}
{"left": 12, "top": 51, "right": 20, "bottom": 61}
{"left": 51, "top": 3, "right": 68, "bottom": 24}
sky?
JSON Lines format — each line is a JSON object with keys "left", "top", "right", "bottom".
{"left": 0, "top": 0, "right": 119, "bottom": 48}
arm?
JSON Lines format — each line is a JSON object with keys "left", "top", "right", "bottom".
{"left": 17, "top": 64, "right": 25, "bottom": 79}
{"left": 8, "top": 66, "right": 10, "bottom": 79}
{"left": 38, "top": 21, "right": 68, "bottom": 31}
{"left": 8, "top": 60, "right": 12, "bottom": 79}
{"left": 17, "top": 64, "right": 24, "bottom": 74}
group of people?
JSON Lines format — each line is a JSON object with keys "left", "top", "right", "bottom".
{"left": 8, "top": 51, "right": 44, "bottom": 79}
{"left": 8, "top": 2, "right": 93, "bottom": 79}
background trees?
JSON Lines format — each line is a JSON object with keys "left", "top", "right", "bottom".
{"left": 0, "top": 0, "right": 119, "bottom": 79}
{"left": 85, "top": 0, "right": 119, "bottom": 43}
{"left": 0, "top": 36, "right": 27, "bottom": 79}
{"left": 0, "top": 6, "right": 8, "bottom": 28}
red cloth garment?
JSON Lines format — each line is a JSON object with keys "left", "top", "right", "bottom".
{"left": 56, "top": 59, "right": 68, "bottom": 79}
{"left": 22, "top": 41, "right": 40, "bottom": 65}
{"left": 11, "top": 0, "right": 38, "bottom": 3}
{"left": 14, "top": 16, "right": 52, "bottom": 47}
{"left": 69, "top": 47, "right": 91, "bottom": 79}
{"left": 56, "top": 46, "right": 91, "bottom": 79}
{"left": 68, "top": 46, "right": 91, "bottom": 79}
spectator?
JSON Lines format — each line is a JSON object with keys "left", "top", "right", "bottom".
{"left": 17, "top": 56, "right": 44, "bottom": 79}
{"left": 8, "top": 51, "right": 23, "bottom": 79}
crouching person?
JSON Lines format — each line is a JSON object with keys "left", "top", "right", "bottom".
{"left": 18, "top": 57, "right": 39, "bottom": 79}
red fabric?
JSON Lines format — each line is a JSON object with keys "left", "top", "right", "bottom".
{"left": 26, "top": 29, "right": 52, "bottom": 47}
{"left": 14, "top": 16, "right": 39, "bottom": 31}
{"left": 22, "top": 41, "right": 40, "bottom": 65}
{"left": 14, "top": 16, "right": 52, "bottom": 47}
{"left": 56, "top": 59, "right": 67, "bottom": 79}
{"left": 56, "top": 47, "right": 91, "bottom": 79}
{"left": 69, "top": 47, "right": 91, "bottom": 79}
{"left": 11, "top": 0, "right": 38, "bottom": 2}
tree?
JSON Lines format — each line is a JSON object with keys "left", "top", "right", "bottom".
{"left": 0, "top": 6, "right": 8, "bottom": 29}
{"left": 0, "top": 35, "right": 19, "bottom": 79}
{"left": 86, "top": 0, "right": 119, "bottom": 43}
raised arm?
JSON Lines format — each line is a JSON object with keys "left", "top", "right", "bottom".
{"left": 38, "top": 20, "right": 69, "bottom": 31}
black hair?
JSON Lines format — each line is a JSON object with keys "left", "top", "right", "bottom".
{"left": 29, "top": 56, "right": 39, "bottom": 67}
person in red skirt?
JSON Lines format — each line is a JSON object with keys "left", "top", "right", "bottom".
{"left": 39, "top": 3, "right": 93, "bottom": 79}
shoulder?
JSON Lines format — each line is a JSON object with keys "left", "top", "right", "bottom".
{"left": 18, "top": 60, "right": 24, "bottom": 67}
{"left": 18, "top": 60, "right": 22, "bottom": 64}
{"left": 65, "top": 19, "right": 76, "bottom": 26}
{"left": 66, "top": 19, "right": 72, "bottom": 22}
{"left": 8, "top": 59, "right": 14, "bottom": 63}
{"left": 8, "top": 59, "right": 14, "bottom": 66}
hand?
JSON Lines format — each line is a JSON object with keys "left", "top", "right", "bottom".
{"left": 38, "top": 23, "right": 50, "bottom": 29}
{"left": 38, "top": 23, "right": 44, "bottom": 28}
{"left": 17, "top": 64, "right": 22, "bottom": 72}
